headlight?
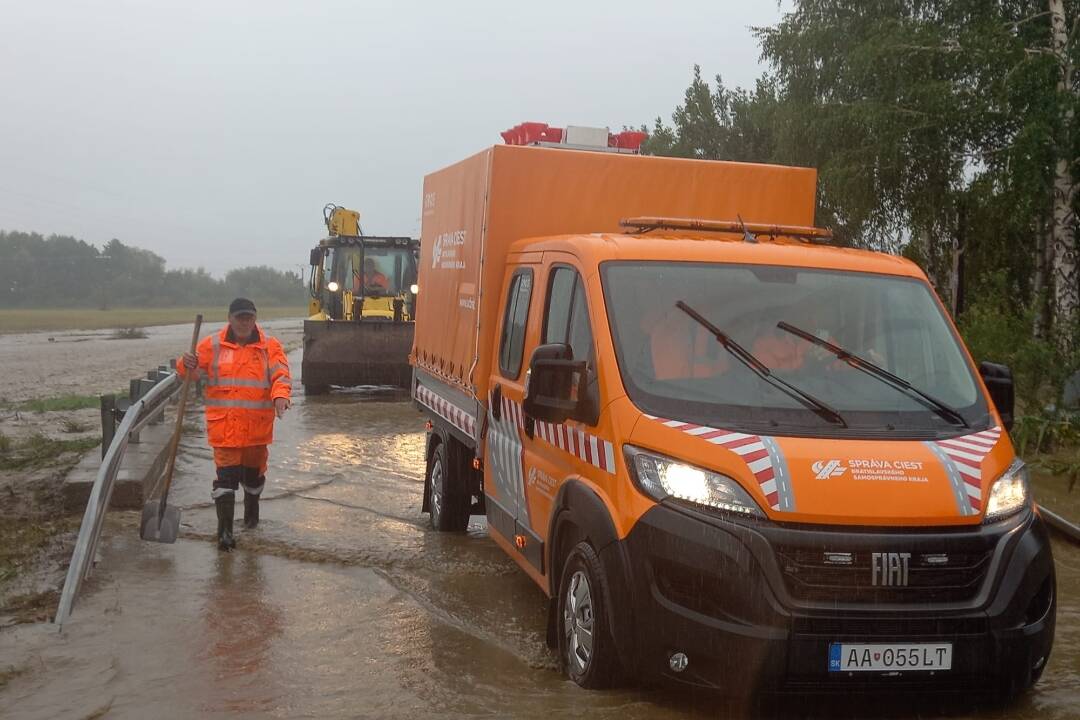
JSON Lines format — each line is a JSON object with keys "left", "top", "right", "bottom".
{"left": 326, "top": 281, "right": 340, "bottom": 292}
{"left": 410, "top": 284, "right": 419, "bottom": 295}
{"left": 625, "top": 445, "right": 764, "bottom": 518}
{"left": 983, "top": 459, "right": 1029, "bottom": 523}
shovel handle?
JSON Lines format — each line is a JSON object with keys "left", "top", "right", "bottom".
{"left": 158, "top": 314, "right": 203, "bottom": 513}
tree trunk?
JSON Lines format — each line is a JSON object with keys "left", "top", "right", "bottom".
{"left": 1049, "top": 0, "right": 1078, "bottom": 347}
{"left": 1033, "top": 216, "right": 1051, "bottom": 337}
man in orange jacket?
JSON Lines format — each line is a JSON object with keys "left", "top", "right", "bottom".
{"left": 179, "top": 298, "right": 292, "bottom": 551}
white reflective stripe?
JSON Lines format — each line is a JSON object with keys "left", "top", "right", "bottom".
{"left": 747, "top": 456, "right": 773, "bottom": 474}
{"left": 940, "top": 437, "right": 995, "bottom": 453}
{"left": 730, "top": 442, "right": 767, "bottom": 456}
{"left": 211, "top": 487, "right": 235, "bottom": 498}
{"left": 684, "top": 425, "right": 718, "bottom": 436}
{"left": 706, "top": 432, "right": 753, "bottom": 445}
{"left": 951, "top": 460, "right": 981, "bottom": 478}
{"left": 759, "top": 478, "right": 778, "bottom": 496}
{"left": 205, "top": 399, "right": 275, "bottom": 410}
{"left": 964, "top": 483, "right": 982, "bottom": 498}
{"left": 207, "top": 378, "right": 271, "bottom": 388}
{"left": 241, "top": 483, "right": 265, "bottom": 496}
{"left": 269, "top": 363, "right": 287, "bottom": 374}
{"left": 939, "top": 446, "right": 985, "bottom": 463}
{"left": 604, "top": 442, "right": 615, "bottom": 472}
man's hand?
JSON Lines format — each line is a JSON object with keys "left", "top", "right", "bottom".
{"left": 182, "top": 352, "right": 198, "bottom": 370}
{"left": 274, "top": 397, "right": 291, "bottom": 418}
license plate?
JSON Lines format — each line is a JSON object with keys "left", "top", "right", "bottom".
{"left": 829, "top": 643, "right": 952, "bottom": 672}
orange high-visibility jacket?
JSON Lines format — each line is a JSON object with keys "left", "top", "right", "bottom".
{"left": 178, "top": 324, "right": 291, "bottom": 448}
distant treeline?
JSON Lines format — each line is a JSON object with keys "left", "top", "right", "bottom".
{"left": 0, "top": 231, "right": 304, "bottom": 308}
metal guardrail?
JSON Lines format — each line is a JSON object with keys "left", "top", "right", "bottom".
{"left": 54, "top": 371, "right": 182, "bottom": 629}
{"left": 1041, "top": 506, "right": 1080, "bottom": 544}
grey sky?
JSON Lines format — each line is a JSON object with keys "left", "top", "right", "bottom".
{"left": 0, "top": 1, "right": 785, "bottom": 275}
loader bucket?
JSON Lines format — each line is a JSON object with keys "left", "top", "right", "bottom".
{"left": 301, "top": 319, "right": 414, "bottom": 392}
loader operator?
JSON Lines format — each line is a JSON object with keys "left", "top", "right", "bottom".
{"left": 179, "top": 298, "right": 292, "bottom": 551}
{"left": 362, "top": 258, "right": 389, "bottom": 291}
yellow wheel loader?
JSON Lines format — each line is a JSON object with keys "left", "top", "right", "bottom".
{"left": 302, "top": 204, "right": 419, "bottom": 393}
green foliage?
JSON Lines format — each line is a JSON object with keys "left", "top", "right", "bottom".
{"left": 11, "top": 394, "right": 100, "bottom": 413}
{"left": 647, "top": 1, "right": 1080, "bottom": 305}
{"left": 957, "top": 272, "right": 1064, "bottom": 411}
{"left": 0, "top": 231, "right": 304, "bottom": 308}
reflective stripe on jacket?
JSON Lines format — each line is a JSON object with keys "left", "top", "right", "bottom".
{"left": 178, "top": 324, "right": 291, "bottom": 447}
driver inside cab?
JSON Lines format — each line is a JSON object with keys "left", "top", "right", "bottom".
{"left": 352, "top": 257, "right": 390, "bottom": 293}
{"left": 362, "top": 258, "right": 389, "bottom": 291}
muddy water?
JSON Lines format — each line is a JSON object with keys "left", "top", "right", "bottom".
{"left": 2, "top": 352, "right": 1079, "bottom": 718}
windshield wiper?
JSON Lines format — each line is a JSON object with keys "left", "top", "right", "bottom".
{"left": 675, "top": 301, "right": 847, "bottom": 427}
{"left": 776, "top": 321, "right": 969, "bottom": 429}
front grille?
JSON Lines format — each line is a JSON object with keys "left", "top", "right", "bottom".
{"left": 776, "top": 547, "right": 993, "bottom": 604}
{"left": 792, "top": 615, "right": 989, "bottom": 638}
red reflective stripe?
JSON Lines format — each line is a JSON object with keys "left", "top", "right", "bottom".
{"left": 742, "top": 448, "right": 769, "bottom": 464}
{"left": 718, "top": 435, "right": 761, "bottom": 450}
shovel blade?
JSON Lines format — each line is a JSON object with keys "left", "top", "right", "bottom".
{"left": 139, "top": 501, "right": 181, "bottom": 543}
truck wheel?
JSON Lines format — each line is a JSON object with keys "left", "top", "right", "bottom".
{"left": 427, "top": 442, "right": 469, "bottom": 532}
{"left": 557, "top": 541, "right": 622, "bottom": 688}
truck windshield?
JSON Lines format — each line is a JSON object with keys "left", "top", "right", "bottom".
{"left": 601, "top": 261, "right": 991, "bottom": 438}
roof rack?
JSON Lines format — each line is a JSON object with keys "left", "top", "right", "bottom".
{"left": 620, "top": 216, "right": 834, "bottom": 244}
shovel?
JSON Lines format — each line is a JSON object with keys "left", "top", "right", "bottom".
{"left": 140, "top": 314, "right": 202, "bottom": 543}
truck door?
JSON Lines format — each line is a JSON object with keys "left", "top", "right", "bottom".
{"left": 518, "top": 263, "right": 605, "bottom": 538}
{"left": 485, "top": 264, "right": 538, "bottom": 566}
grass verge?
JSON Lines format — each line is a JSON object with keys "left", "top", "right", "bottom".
{"left": 7, "top": 394, "right": 100, "bottom": 413}
{"left": 0, "top": 306, "right": 307, "bottom": 334}
{"left": 0, "top": 434, "right": 100, "bottom": 471}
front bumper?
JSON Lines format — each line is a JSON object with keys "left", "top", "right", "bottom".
{"left": 617, "top": 503, "right": 1056, "bottom": 693}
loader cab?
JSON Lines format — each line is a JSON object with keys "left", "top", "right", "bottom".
{"left": 310, "top": 236, "right": 419, "bottom": 321}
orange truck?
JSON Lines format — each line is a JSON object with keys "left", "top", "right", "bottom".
{"left": 410, "top": 138, "right": 1056, "bottom": 696}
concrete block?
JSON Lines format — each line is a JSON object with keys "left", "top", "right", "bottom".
{"left": 62, "top": 418, "right": 176, "bottom": 514}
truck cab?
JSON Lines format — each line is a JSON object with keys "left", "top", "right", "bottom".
{"left": 411, "top": 141, "right": 1055, "bottom": 696}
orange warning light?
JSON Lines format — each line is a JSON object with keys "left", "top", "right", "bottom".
{"left": 514, "top": 535, "right": 527, "bottom": 549}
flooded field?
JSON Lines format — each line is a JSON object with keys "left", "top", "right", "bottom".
{"left": 1, "top": 349, "right": 1078, "bottom": 719}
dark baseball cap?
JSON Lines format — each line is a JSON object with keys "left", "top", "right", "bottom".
{"left": 228, "top": 297, "right": 257, "bottom": 316}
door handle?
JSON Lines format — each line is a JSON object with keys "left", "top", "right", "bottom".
{"left": 491, "top": 384, "right": 502, "bottom": 421}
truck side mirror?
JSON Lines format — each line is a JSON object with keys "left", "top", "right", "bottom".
{"left": 979, "top": 361, "right": 1014, "bottom": 431}
{"left": 524, "top": 343, "right": 586, "bottom": 424}
{"left": 309, "top": 247, "right": 323, "bottom": 267}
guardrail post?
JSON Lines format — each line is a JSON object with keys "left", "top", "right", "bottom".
{"left": 147, "top": 370, "right": 169, "bottom": 424}
{"left": 129, "top": 379, "right": 146, "bottom": 442}
{"left": 99, "top": 394, "right": 116, "bottom": 459}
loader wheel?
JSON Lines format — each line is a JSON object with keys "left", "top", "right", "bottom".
{"left": 427, "top": 442, "right": 469, "bottom": 532}
{"left": 557, "top": 541, "right": 622, "bottom": 689}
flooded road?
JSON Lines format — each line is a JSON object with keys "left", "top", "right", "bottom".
{"left": 2, "top": 351, "right": 1079, "bottom": 719}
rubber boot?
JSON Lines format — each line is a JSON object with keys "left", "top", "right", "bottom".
{"left": 215, "top": 494, "right": 236, "bottom": 551}
{"left": 243, "top": 492, "right": 260, "bottom": 529}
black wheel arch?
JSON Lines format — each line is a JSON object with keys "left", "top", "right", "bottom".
{"left": 547, "top": 478, "right": 638, "bottom": 672}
